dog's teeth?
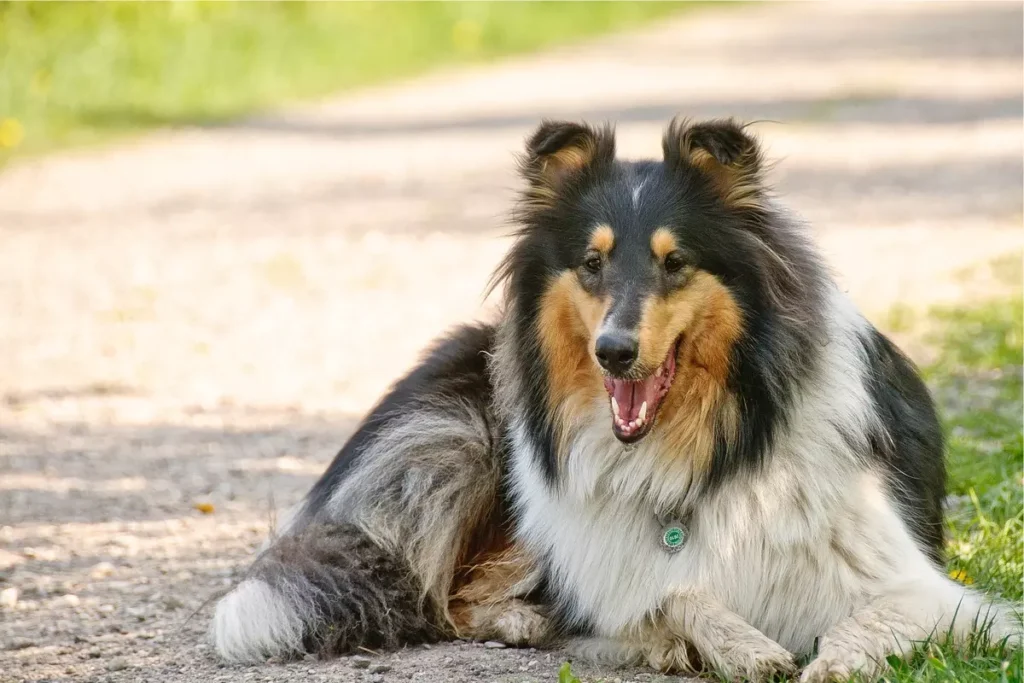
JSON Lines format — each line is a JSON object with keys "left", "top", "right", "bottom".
{"left": 611, "top": 397, "right": 619, "bottom": 419}
{"left": 655, "top": 367, "right": 663, "bottom": 377}
{"left": 638, "top": 401, "right": 647, "bottom": 422}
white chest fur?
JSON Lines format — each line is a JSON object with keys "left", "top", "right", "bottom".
{"left": 510, "top": 416, "right": 940, "bottom": 654}
{"left": 507, "top": 294, "right": 941, "bottom": 654}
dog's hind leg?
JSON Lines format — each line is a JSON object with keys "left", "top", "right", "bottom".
{"left": 212, "top": 400, "right": 503, "bottom": 662}
{"left": 448, "top": 544, "right": 550, "bottom": 646}
{"left": 451, "top": 599, "right": 549, "bottom": 646}
{"left": 212, "top": 325, "right": 508, "bottom": 663}
{"left": 800, "top": 579, "right": 1021, "bottom": 682}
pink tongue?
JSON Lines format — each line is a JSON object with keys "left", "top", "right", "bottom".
{"left": 606, "top": 376, "right": 662, "bottom": 422}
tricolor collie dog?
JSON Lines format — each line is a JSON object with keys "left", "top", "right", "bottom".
{"left": 212, "top": 118, "right": 1018, "bottom": 681}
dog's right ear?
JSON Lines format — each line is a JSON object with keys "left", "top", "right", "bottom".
{"left": 518, "top": 120, "right": 615, "bottom": 207}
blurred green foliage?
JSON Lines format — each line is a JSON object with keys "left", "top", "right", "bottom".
{"left": 0, "top": 1, "right": 693, "bottom": 162}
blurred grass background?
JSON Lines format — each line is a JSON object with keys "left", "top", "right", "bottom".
{"left": 0, "top": 0, "right": 692, "bottom": 162}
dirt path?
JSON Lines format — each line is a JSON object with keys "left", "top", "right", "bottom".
{"left": 1, "top": 3, "right": 1021, "bottom": 682}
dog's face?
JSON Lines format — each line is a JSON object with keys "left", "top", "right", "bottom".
{"left": 569, "top": 221, "right": 742, "bottom": 444}
{"left": 512, "top": 119, "right": 771, "bottom": 446}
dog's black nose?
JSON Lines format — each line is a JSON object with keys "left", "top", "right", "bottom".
{"left": 595, "top": 332, "right": 638, "bottom": 375}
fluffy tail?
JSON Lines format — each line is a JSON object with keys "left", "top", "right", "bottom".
{"left": 212, "top": 522, "right": 446, "bottom": 663}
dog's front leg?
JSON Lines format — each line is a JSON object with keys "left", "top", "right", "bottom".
{"left": 800, "top": 586, "right": 1021, "bottom": 683}
{"left": 641, "top": 588, "right": 796, "bottom": 681}
{"left": 798, "top": 601, "right": 915, "bottom": 683}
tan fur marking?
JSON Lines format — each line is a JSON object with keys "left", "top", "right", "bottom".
{"left": 536, "top": 272, "right": 608, "bottom": 454}
{"left": 451, "top": 543, "right": 535, "bottom": 606}
{"left": 650, "top": 228, "right": 679, "bottom": 261}
{"left": 449, "top": 544, "right": 548, "bottom": 644}
{"left": 550, "top": 144, "right": 593, "bottom": 175}
{"left": 530, "top": 138, "right": 599, "bottom": 200}
{"left": 589, "top": 225, "right": 615, "bottom": 255}
{"left": 637, "top": 271, "right": 744, "bottom": 472}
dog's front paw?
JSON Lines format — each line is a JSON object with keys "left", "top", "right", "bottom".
{"left": 709, "top": 632, "right": 796, "bottom": 682}
{"left": 800, "top": 656, "right": 848, "bottom": 683}
{"left": 645, "top": 632, "right": 698, "bottom": 674}
{"left": 644, "top": 627, "right": 795, "bottom": 681}
{"left": 799, "top": 643, "right": 886, "bottom": 683}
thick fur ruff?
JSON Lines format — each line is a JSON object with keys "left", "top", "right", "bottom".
{"left": 211, "top": 118, "right": 1019, "bottom": 678}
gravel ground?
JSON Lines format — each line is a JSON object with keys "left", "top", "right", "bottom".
{"left": 1, "top": 3, "right": 1021, "bottom": 682}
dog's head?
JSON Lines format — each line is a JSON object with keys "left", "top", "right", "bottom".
{"left": 501, "top": 118, "right": 817, "bottom": 453}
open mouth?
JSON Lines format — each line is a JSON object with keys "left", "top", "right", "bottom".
{"left": 603, "top": 336, "right": 682, "bottom": 443}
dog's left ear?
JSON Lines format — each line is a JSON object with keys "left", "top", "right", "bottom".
{"left": 518, "top": 120, "right": 615, "bottom": 206}
{"left": 662, "top": 118, "right": 765, "bottom": 209}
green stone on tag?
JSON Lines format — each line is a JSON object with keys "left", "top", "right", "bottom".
{"left": 661, "top": 522, "right": 687, "bottom": 553}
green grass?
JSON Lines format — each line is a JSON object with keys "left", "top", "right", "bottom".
{"left": 560, "top": 296, "right": 1024, "bottom": 682}
{"left": 874, "top": 296, "right": 1022, "bottom": 682}
{"left": 559, "top": 662, "right": 583, "bottom": 683}
{"left": 0, "top": 1, "right": 696, "bottom": 163}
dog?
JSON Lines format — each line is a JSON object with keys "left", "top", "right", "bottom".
{"left": 211, "top": 118, "right": 1019, "bottom": 681}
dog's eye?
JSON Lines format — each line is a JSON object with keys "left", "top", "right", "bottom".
{"left": 664, "top": 252, "right": 686, "bottom": 274}
{"left": 583, "top": 255, "right": 602, "bottom": 273}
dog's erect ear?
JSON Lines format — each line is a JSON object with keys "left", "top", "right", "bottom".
{"left": 519, "top": 120, "right": 615, "bottom": 205}
{"left": 663, "top": 118, "right": 765, "bottom": 209}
